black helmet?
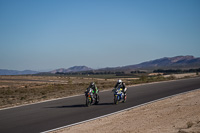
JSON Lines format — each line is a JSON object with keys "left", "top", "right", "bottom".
{"left": 90, "top": 82, "right": 95, "bottom": 86}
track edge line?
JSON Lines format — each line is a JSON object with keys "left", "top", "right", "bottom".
{"left": 41, "top": 87, "right": 200, "bottom": 133}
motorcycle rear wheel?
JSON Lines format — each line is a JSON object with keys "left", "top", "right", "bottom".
{"left": 123, "top": 95, "right": 127, "bottom": 103}
{"left": 95, "top": 95, "right": 100, "bottom": 105}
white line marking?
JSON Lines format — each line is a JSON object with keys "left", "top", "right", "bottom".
{"left": 41, "top": 88, "right": 200, "bottom": 133}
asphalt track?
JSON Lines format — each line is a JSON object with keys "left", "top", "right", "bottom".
{"left": 0, "top": 77, "right": 200, "bottom": 133}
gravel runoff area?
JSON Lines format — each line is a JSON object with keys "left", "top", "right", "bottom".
{"left": 51, "top": 88, "right": 200, "bottom": 133}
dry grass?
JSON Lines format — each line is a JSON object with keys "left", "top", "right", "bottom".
{"left": 0, "top": 75, "right": 116, "bottom": 108}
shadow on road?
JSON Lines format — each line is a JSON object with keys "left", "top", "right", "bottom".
{"left": 97, "top": 102, "right": 114, "bottom": 106}
{"left": 46, "top": 102, "right": 114, "bottom": 109}
{"left": 46, "top": 104, "right": 86, "bottom": 108}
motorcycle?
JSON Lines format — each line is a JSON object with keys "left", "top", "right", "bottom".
{"left": 113, "top": 86, "right": 127, "bottom": 104}
{"left": 85, "top": 88, "right": 100, "bottom": 107}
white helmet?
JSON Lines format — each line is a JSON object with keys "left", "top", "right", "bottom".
{"left": 118, "top": 79, "right": 122, "bottom": 83}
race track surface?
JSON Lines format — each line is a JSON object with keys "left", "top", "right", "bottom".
{"left": 0, "top": 77, "right": 200, "bottom": 133}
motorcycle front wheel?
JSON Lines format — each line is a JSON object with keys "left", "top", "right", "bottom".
{"left": 114, "top": 95, "right": 119, "bottom": 105}
{"left": 86, "top": 97, "right": 91, "bottom": 107}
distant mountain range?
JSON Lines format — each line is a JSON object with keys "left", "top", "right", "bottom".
{"left": 0, "top": 69, "right": 39, "bottom": 75}
{"left": 1, "top": 55, "right": 200, "bottom": 75}
{"left": 99, "top": 55, "right": 200, "bottom": 72}
{"left": 50, "top": 66, "right": 93, "bottom": 74}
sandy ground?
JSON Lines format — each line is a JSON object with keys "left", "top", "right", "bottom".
{"left": 52, "top": 89, "right": 200, "bottom": 133}
{"left": 165, "top": 73, "right": 197, "bottom": 79}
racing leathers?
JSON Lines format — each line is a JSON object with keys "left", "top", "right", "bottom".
{"left": 114, "top": 82, "right": 127, "bottom": 96}
{"left": 87, "top": 82, "right": 99, "bottom": 101}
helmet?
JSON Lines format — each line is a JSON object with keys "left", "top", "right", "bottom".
{"left": 118, "top": 79, "right": 122, "bottom": 83}
{"left": 90, "top": 82, "right": 95, "bottom": 86}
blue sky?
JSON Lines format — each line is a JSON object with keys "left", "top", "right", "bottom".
{"left": 0, "top": 0, "right": 200, "bottom": 71}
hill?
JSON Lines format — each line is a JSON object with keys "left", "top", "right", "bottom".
{"left": 50, "top": 66, "right": 93, "bottom": 74}
{"left": 0, "top": 69, "right": 39, "bottom": 75}
{"left": 98, "top": 55, "right": 200, "bottom": 72}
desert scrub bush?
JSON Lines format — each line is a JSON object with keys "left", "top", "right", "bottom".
{"left": 184, "top": 76, "right": 190, "bottom": 79}
{"left": 167, "top": 75, "right": 176, "bottom": 80}
{"left": 140, "top": 75, "right": 148, "bottom": 82}
{"left": 67, "top": 77, "right": 72, "bottom": 84}
{"left": 3, "top": 89, "right": 14, "bottom": 95}
{"left": 40, "top": 91, "right": 46, "bottom": 95}
{"left": 41, "top": 96, "right": 47, "bottom": 99}
{"left": 155, "top": 75, "right": 165, "bottom": 81}
{"left": 52, "top": 84, "right": 65, "bottom": 90}
{"left": 186, "top": 121, "right": 194, "bottom": 128}
{"left": 20, "top": 97, "right": 25, "bottom": 100}
{"left": 20, "top": 95, "right": 27, "bottom": 100}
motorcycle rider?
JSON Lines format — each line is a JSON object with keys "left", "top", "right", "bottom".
{"left": 113, "top": 79, "right": 127, "bottom": 97}
{"left": 87, "top": 82, "right": 99, "bottom": 101}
